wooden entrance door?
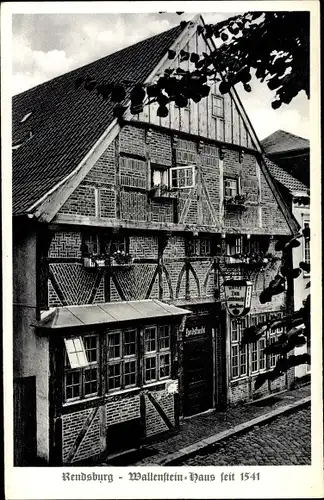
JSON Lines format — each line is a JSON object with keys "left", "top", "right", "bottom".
{"left": 14, "top": 376, "right": 37, "bottom": 466}
{"left": 183, "top": 332, "right": 213, "bottom": 416}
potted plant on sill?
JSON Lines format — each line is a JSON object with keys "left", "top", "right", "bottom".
{"left": 110, "top": 250, "right": 134, "bottom": 268}
{"left": 225, "top": 193, "right": 249, "bottom": 208}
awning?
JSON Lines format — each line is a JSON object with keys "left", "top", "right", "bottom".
{"left": 34, "top": 299, "right": 189, "bottom": 330}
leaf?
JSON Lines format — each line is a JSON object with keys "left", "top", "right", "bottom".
{"left": 243, "top": 83, "right": 252, "bottom": 92}
{"left": 190, "top": 52, "right": 200, "bottom": 63}
{"left": 271, "top": 100, "right": 281, "bottom": 110}
{"left": 113, "top": 104, "right": 127, "bottom": 117}
{"left": 305, "top": 281, "right": 311, "bottom": 289}
{"left": 130, "top": 84, "right": 146, "bottom": 105}
{"left": 219, "top": 81, "right": 231, "bottom": 94}
{"left": 299, "top": 261, "right": 310, "bottom": 273}
{"left": 168, "top": 49, "right": 176, "bottom": 60}
{"left": 302, "top": 226, "right": 310, "bottom": 239}
{"left": 111, "top": 84, "right": 126, "bottom": 103}
{"left": 180, "top": 20, "right": 188, "bottom": 29}
{"left": 157, "top": 105, "right": 169, "bottom": 118}
{"left": 221, "top": 32, "right": 229, "bottom": 42}
{"left": 180, "top": 50, "right": 189, "bottom": 62}
{"left": 259, "top": 289, "right": 272, "bottom": 304}
{"left": 174, "top": 95, "right": 188, "bottom": 108}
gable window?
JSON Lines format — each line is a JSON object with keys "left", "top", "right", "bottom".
{"left": 170, "top": 165, "right": 196, "bottom": 189}
{"left": 224, "top": 177, "right": 239, "bottom": 198}
{"left": 152, "top": 166, "right": 169, "bottom": 188}
{"left": 212, "top": 95, "right": 224, "bottom": 118}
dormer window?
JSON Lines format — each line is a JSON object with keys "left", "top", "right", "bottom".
{"left": 20, "top": 112, "right": 33, "bottom": 123}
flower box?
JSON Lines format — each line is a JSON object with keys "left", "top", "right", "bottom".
{"left": 225, "top": 194, "right": 248, "bottom": 209}
{"left": 149, "top": 185, "right": 177, "bottom": 199}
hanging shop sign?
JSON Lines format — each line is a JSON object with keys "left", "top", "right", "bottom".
{"left": 223, "top": 279, "right": 253, "bottom": 317}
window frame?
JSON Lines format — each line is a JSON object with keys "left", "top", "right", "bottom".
{"left": 106, "top": 328, "right": 138, "bottom": 392}
{"left": 170, "top": 165, "right": 196, "bottom": 189}
{"left": 302, "top": 220, "right": 310, "bottom": 275}
{"left": 211, "top": 95, "right": 224, "bottom": 119}
{"left": 224, "top": 177, "right": 239, "bottom": 199}
{"left": 143, "top": 325, "right": 172, "bottom": 383}
{"left": 64, "top": 334, "right": 99, "bottom": 402}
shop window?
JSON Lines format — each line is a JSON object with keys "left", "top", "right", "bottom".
{"left": 170, "top": 165, "right": 196, "bottom": 189}
{"left": 64, "top": 334, "right": 99, "bottom": 401}
{"left": 224, "top": 177, "right": 239, "bottom": 198}
{"left": 212, "top": 95, "right": 224, "bottom": 118}
{"left": 144, "top": 325, "right": 171, "bottom": 383}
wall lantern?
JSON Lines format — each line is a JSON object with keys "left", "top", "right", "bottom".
{"left": 223, "top": 279, "right": 253, "bottom": 317}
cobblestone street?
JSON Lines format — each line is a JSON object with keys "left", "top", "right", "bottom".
{"left": 180, "top": 407, "right": 311, "bottom": 466}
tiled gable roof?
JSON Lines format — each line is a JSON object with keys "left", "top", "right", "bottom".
{"left": 265, "top": 157, "right": 308, "bottom": 194}
{"left": 12, "top": 24, "right": 185, "bottom": 215}
{"left": 261, "top": 129, "right": 309, "bottom": 155}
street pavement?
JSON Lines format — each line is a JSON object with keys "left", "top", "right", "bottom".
{"left": 179, "top": 407, "right": 311, "bottom": 466}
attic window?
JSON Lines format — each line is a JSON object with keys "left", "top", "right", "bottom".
{"left": 20, "top": 111, "right": 33, "bottom": 123}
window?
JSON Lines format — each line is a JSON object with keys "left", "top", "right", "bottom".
{"left": 64, "top": 335, "right": 99, "bottom": 401}
{"left": 82, "top": 233, "right": 100, "bottom": 256}
{"left": 110, "top": 236, "right": 128, "bottom": 255}
{"left": 200, "top": 238, "right": 211, "bottom": 256}
{"left": 231, "top": 318, "right": 248, "bottom": 379}
{"left": 185, "top": 237, "right": 212, "bottom": 256}
{"left": 212, "top": 95, "right": 224, "bottom": 118}
{"left": 107, "top": 329, "right": 137, "bottom": 391}
{"left": 226, "top": 236, "right": 243, "bottom": 256}
{"left": 152, "top": 167, "right": 169, "bottom": 188}
{"left": 230, "top": 313, "right": 284, "bottom": 381}
{"left": 303, "top": 222, "right": 310, "bottom": 266}
{"left": 144, "top": 325, "right": 171, "bottom": 383}
{"left": 170, "top": 165, "right": 196, "bottom": 189}
{"left": 224, "top": 177, "right": 239, "bottom": 198}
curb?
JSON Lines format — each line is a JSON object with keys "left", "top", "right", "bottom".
{"left": 154, "top": 396, "right": 311, "bottom": 466}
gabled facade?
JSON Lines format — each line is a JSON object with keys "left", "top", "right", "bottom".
{"left": 12, "top": 17, "right": 300, "bottom": 466}
{"left": 265, "top": 157, "right": 310, "bottom": 380}
{"left": 262, "top": 129, "right": 310, "bottom": 187}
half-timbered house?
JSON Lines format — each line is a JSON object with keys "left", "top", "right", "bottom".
{"left": 12, "top": 16, "right": 300, "bottom": 465}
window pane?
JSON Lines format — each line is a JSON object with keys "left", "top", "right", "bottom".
{"left": 84, "top": 367, "right": 98, "bottom": 396}
{"left": 231, "top": 345, "right": 239, "bottom": 378}
{"left": 124, "top": 330, "right": 136, "bottom": 356}
{"left": 107, "top": 363, "right": 121, "bottom": 390}
{"left": 251, "top": 342, "right": 258, "bottom": 372}
{"left": 159, "top": 325, "right": 170, "bottom": 350}
{"left": 145, "top": 357, "right": 157, "bottom": 382}
{"left": 240, "top": 345, "right": 247, "bottom": 376}
{"left": 159, "top": 353, "right": 170, "bottom": 378}
{"left": 65, "top": 371, "right": 81, "bottom": 400}
{"left": 84, "top": 335, "right": 97, "bottom": 363}
{"left": 144, "top": 327, "right": 157, "bottom": 353}
{"left": 125, "top": 360, "right": 137, "bottom": 387}
{"left": 231, "top": 321, "right": 238, "bottom": 342}
{"left": 200, "top": 238, "right": 211, "bottom": 256}
{"left": 108, "top": 332, "right": 121, "bottom": 359}
{"left": 259, "top": 338, "right": 266, "bottom": 370}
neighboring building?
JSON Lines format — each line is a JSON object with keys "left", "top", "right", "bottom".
{"left": 261, "top": 129, "right": 310, "bottom": 187}
{"left": 12, "top": 17, "right": 300, "bottom": 466}
{"left": 265, "top": 158, "right": 310, "bottom": 380}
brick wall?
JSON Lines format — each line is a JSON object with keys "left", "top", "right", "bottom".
{"left": 120, "top": 125, "right": 145, "bottom": 157}
{"left": 60, "top": 185, "right": 96, "bottom": 216}
{"left": 48, "top": 231, "right": 82, "bottom": 258}
{"left": 99, "top": 189, "right": 116, "bottom": 218}
{"left": 61, "top": 387, "right": 177, "bottom": 463}
{"left": 120, "top": 191, "right": 146, "bottom": 221}
{"left": 129, "top": 235, "right": 158, "bottom": 259}
{"left": 85, "top": 143, "right": 116, "bottom": 186}
{"left": 149, "top": 130, "right": 172, "bottom": 166}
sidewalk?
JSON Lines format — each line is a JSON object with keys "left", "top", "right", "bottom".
{"left": 104, "top": 384, "right": 310, "bottom": 466}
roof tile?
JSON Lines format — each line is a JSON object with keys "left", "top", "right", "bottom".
{"left": 12, "top": 24, "right": 185, "bottom": 215}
